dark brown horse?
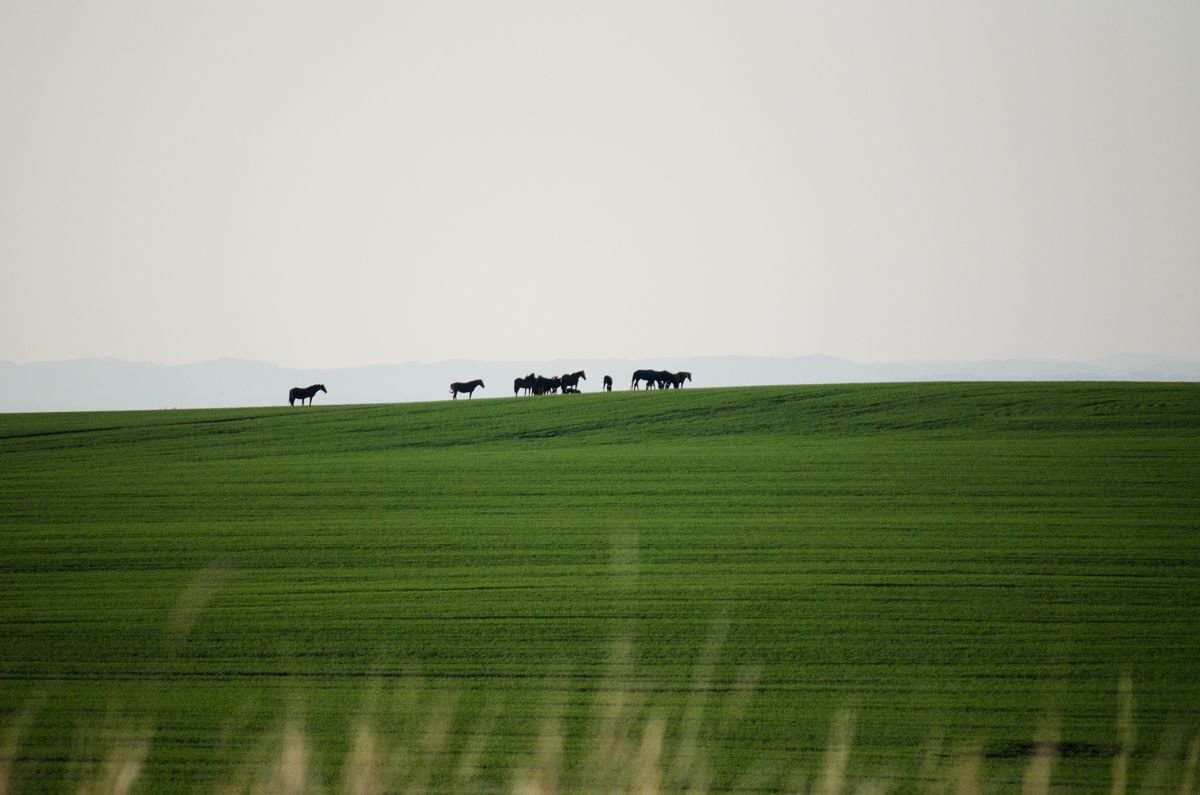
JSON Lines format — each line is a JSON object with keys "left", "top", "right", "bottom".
{"left": 450, "top": 379, "right": 485, "bottom": 399}
{"left": 288, "top": 384, "right": 326, "bottom": 406}
{"left": 533, "top": 375, "right": 561, "bottom": 395}
{"left": 630, "top": 369, "right": 656, "bottom": 390}
{"left": 602, "top": 375, "right": 613, "bottom": 392}
{"left": 561, "top": 370, "right": 586, "bottom": 391}
{"left": 669, "top": 371, "right": 692, "bottom": 389}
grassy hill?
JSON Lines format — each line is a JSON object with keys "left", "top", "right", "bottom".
{"left": 1, "top": 383, "right": 1198, "bottom": 793}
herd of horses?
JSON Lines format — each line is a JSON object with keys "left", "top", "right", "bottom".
{"left": 511, "top": 369, "right": 692, "bottom": 397}
{"left": 287, "top": 369, "right": 693, "bottom": 405}
{"left": 512, "top": 370, "right": 587, "bottom": 396}
{"left": 630, "top": 369, "right": 693, "bottom": 390}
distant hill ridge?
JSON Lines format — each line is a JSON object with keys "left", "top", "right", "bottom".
{"left": 2, "top": 354, "right": 1198, "bottom": 413}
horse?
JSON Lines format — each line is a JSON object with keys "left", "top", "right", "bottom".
{"left": 669, "top": 371, "right": 692, "bottom": 389}
{"left": 450, "top": 379, "right": 485, "bottom": 399}
{"left": 603, "top": 375, "right": 613, "bottom": 392}
{"left": 631, "top": 369, "right": 656, "bottom": 390}
{"left": 530, "top": 375, "right": 558, "bottom": 395}
{"left": 561, "top": 370, "right": 586, "bottom": 392}
{"left": 514, "top": 375, "right": 533, "bottom": 396}
{"left": 288, "top": 384, "right": 326, "bottom": 406}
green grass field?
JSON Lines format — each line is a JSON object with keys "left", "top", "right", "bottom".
{"left": 2, "top": 383, "right": 1199, "bottom": 793}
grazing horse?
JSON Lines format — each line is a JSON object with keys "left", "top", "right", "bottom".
{"left": 561, "top": 370, "right": 586, "bottom": 392}
{"left": 669, "top": 371, "right": 692, "bottom": 389}
{"left": 450, "top": 379, "right": 485, "bottom": 399}
{"left": 651, "top": 370, "right": 673, "bottom": 389}
{"left": 603, "top": 375, "right": 613, "bottom": 392}
{"left": 288, "top": 384, "right": 326, "bottom": 406}
{"left": 631, "top": 369, "right": 656, "bottom": 390}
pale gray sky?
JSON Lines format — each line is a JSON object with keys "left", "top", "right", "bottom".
{"left": 3, "top": 1, "right": 1197, "bottom": 368}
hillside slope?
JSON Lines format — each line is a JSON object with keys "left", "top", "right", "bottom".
{"left": 2, "top": 383, "right": 1198, "bottom": 793}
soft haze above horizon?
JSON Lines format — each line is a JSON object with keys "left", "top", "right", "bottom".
{"left": 3, "top": 2, "right": 1198, "bottom": 369}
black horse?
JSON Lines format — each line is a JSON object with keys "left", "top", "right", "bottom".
{"left": 669, "top": 371, "right": 692, "bottom": 389}
{"left": 651, "top": 370, "right": 673, "bottom": 389}
{"left": 561, "top": 370, "right": 586, "bottom": 392}
{"left": 514, "top": 375, "right": 532, "bottom": 396}
{"left": 288, "top": 384, "right": 326, "bottom": 406}
{"left": 533, "top": 375, "right": 561, "bottom": 395}
{"left": 631, "top": 369, "right": 656, "bottom": 390}
{"left": 450, "top": 379, "right": 485, "bottom": 399}
{"left": 603, "top": 375, "right": 613, "bottom": 392}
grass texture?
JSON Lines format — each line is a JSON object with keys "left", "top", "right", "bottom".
{"left": 1, "top": 383, "right": 1198, "bottom": 792}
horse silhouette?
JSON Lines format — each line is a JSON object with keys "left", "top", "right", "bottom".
{"left": 450, "top": 379, "right": 485, "bottom": 399}
{"left": 561, "top": 370, "right": 586, "bottom": 392}
{"left": 669, "top": 371, "right": 692, "bottom": 389}
{"left": 516, "top": 373, "right": 538, "bottom": 396}
{"left": 630, "top": 369, "right": 656, "bottom": 390}
{"left": 288, "top": 384, "right": 326, "bottom": 406}
{"left": 531, "top": 375, "right": 560, "bottom": 395}
{"left": 603, "top": 375, "right": 613, "bottom": 392}
{"left": 651, "top": 370, "right": 674, "bottom": 389}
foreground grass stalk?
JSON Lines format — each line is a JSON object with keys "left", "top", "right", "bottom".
{"left": 812, "top": 710, "right": 854, "bottom": 795}
{"left": 1019, "top": 722, "right": 1059, "bottom": 795}
{"left": 1112, "top": 675, "right": 1135, "bottom": 795}
{"left": 5, "top": 681, "right": 1200, "bottom": 794}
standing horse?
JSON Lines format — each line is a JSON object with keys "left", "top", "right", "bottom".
{"left": 561, "top": 370, "right": 586, "bottom": 392}
{"left": 533, "top": 375, "right": 560, "bottom": 395}
{"left": 288, "top": 384, "right": 326, "bottom": 406}
{"left": 631, "top": 369, "right": 656, "bottom": 390}
{"left": 603, "top": 375, "right": 613, "bottom": 392}
{"left": 669, "top": 371, "right": 692, "bottom": 389}
{"left": 450, "top": 379, "right": 485, "bottom": 399}
{"left": 514, "top": 375, "right": 531, "bottom": 396}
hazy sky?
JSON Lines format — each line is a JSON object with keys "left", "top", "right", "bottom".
{"left": 3, "top": 2, "right": 1198, "bottom": 368}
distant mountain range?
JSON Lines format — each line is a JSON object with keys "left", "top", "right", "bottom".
{"left": 2, "top": 355, "right": 1198, "bottom": 413}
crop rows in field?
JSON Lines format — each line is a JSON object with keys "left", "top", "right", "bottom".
{"left": 1, "top": 383, "right": 1199, "bottom": 792}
